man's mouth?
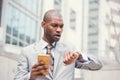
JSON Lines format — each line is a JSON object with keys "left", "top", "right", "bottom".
{"left": 54, "top": 34, "right": 61, "bottom": 38}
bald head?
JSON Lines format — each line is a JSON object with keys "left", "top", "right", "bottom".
{"left": 43, "top": 9, "right": 62, "bottom": 22}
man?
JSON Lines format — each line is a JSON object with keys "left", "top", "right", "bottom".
{"left": 14, "top": 9, "right": 102, "bottom": 80}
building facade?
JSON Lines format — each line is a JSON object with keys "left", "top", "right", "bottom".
{"left": 106, "top": 0, "right": 120, "bottom": 64}
{"left": 82, "top": 0, "right": 120, "bottom": 65}
{"left": 82, "top": 0, "right": 120, "bottom": 80}
{"left": 87, "top": 0, "right": 99, "bottom": 55}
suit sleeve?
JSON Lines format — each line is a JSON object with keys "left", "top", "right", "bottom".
{"left": 14, "top": 49, "right": 31, "bottom": 80}
{"left": 75, "top": 53, "right": 102, "bottom": 70}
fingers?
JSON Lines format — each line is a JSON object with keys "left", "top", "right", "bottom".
{"left": 63, "top": 51, "right": 79, "bottom": 65}
{"left": 69, "top": 51, "right": 75, "bottom": 59}
{"left": 30, "top": 69, "right": 46, "bottom": 79}
{"left": 64, "top": 51, "right": 77, "bottom": 61}
{"left": 30, "top": 61, "right": 49, "bottom": 79}
{"left": 32, "top": 65, "right": 48, "bottom": 71}
{"left": 32, "top": 68, "right": 48, "bottom": 75}
{"left": 32, "top": 61, "right": 44, "bottom": 68}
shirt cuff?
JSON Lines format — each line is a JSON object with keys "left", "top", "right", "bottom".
{"left": 81, "top": 53, "right": 89, "bottom": 61}
{"left": 78, "top": 53, "right": 91, "bottom": 64}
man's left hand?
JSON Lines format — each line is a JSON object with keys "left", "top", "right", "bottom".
{"left": 63, "top": 51, "right": 79, "bottom": 65}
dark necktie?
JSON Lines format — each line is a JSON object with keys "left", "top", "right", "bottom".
{"left": 46, "top": 44, "right": 54, "bottom": 73}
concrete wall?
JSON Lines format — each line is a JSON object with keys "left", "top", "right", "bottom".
{"left": 0, "top": 56, "right": 18, "bottom": 80}
{"left": 82, "top": 65, "right": 120, "bottom": 80}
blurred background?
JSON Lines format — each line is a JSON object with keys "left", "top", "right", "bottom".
{"left": 0, "top": 0, "right": 120, "bottom": 80}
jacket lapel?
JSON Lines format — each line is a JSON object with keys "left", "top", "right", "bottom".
{"left": 53, "top": 42, "right": 65, "bottom": 77}
{"left": 33, "top": 41, "right": 44, "bottom": 55}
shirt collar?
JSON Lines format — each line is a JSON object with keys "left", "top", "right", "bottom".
{"left": 41, "top": 39, "right": 56, "bottom": 49}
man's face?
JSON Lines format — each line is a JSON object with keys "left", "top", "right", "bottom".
{"left": 43, "top": 16, "right": 64, "bottom": 43}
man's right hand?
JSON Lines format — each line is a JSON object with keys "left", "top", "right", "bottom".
{"left": 30, "top": 61, "right": 49, "bottom": 80}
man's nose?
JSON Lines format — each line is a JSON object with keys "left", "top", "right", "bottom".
{"left": 56, "top": 27, "right": 62, "bottom": 32}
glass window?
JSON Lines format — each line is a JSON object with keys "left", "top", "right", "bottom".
{"left": 70, "top": 9, "right": 76, "bottom": 30}
{"left": 14, "top": 0, "right": 38, "bottom": 14}
{"left": 54, "top": 0, "right": 61, "bottom": 4}
{"left": 89, "top": 0, "right": 99, "bottom": 4}
{"left": 88, "top": 32, "right": 98, "bottom": 36}
{"left": 18, "top": 11, "right": 25, "bottom": 41}
{"left": 7, "top": 5, "right": 13, "bottom": 28}
{"left": 19, "top": 41, "right": 24, "bottom": 47}
{"left": 19, "top": 33, "right": 25, "bottom": 41}
{"left": 6, "top": 25, "right": 11, "bottom": 34}
{"left": 12, "top": 39, "right": 17, "bottom": 45}
{"left": 13, "top": 28, "right": 18, "bottom": 37}
{"left": 6, "top": 4, "right": 37, "bottom": 46}
{"left": 6, "top": 35, "right": 11, "bottom": 44}
{"left": 54, "top": 0, "right": 61, "bottom": 12}
{"left": 26, "top": 35, "right": 30, "bottom": 44}
{"left": 111, "top": 0, "right": 120, "bottom": 4}
{"left": 30, "top": 19, "right": 37, "bottom": 43}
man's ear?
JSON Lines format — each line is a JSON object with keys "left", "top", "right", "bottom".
{"left": 41, "top": 21, "right": 46, "bottom": 28}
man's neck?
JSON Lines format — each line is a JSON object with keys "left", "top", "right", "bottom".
{"left": 42, "top": 37, "right": 53, "bottom": 45}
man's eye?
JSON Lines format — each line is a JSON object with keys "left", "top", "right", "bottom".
{"left": 51, "top": 24, "right": 58, "bottom": 27}
{"left": 60, "top": 25, "right": 63, "bottom": 28}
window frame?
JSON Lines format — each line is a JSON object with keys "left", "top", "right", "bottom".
{"left": 0, "top": 0, "right": 3, "bottom": 26}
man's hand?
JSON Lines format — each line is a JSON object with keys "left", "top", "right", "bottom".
{"left": 63, "top": 51, "right": 79, "bottom": 65}
{"left": 30, "top": 61, "right": 49, "bottom": 80}
{"left": 63, "top": 51, "right": 87, "bottom": 66}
